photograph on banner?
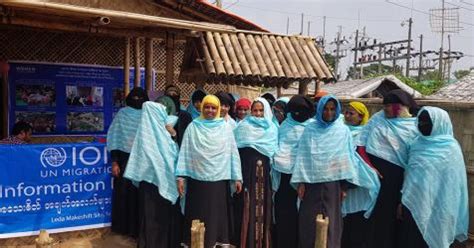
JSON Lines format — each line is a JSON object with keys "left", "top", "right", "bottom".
{"left": 15, "top": 84, "right": 56, "bottom": 107}
{"left": 112, "top": 87, "right": 126, "bottom": 108}
{"left": 66, "top": 85, "right": 104, "bottom": 107}
{"left": 15, "top": 111, "right": 56, "bottom": 133}
{"left": 67, "top": 112, "right": 104, "bottom": 132}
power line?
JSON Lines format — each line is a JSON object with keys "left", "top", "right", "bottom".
{"left": 385, "top": 0, "right": 474, "bottom": 26}
{"left": 446, "top": 1, "right": 474, "bottom": 11}
{"left": 460, "top": 0, "right": 474, "bottom": 7}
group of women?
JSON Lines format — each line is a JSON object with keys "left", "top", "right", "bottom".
{"left": 107, "top": 87, "right": 468, "bottom": 248}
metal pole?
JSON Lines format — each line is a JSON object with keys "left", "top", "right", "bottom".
{"left": 353, "top": 29, "right": 359, "bottom": 78}
{"left": 300, "top": 13, "right": 304, "bottom": 35}
{"left": 447, "top": 34, "right": 451, "bottom": 82}
{"left": 439, "top": 0, "right": 445, "bottom": 81}
{"left": 307, "top": 21, "right": 311, "bottom": 36}
{"left": 286, "top": 17, "right": 290, "bottom": 35}
{"left": 418, "top": 34, "right": 423, "bottom": 81}
{"left": 334, "top": 26, "right": 342, "bottom": 80}
{"left": 378, "top": 43, "right": 383, "bottom": 74}
{"left": 322, "top": 16, "right": 326, "bottom": 49}
{"left": 406, "top": 18, "right": 412, "bottom": 77}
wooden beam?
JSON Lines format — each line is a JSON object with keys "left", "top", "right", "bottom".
{"left": 124, "top": 37, "right": 130, "bottom": 95}
{"left": 165, "top": 33, "right": 175, "bottom": 86}
{"left": 145, "top": 37, "right": 153, "bottom": 92}
{"left": 134, "top": 37, "right": 140, "bottom": 87}
{"left": 298, "top": 80, "right": 309, "bottom": 95}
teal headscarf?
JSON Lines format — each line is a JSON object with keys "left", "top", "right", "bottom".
{"left": 107, "top": 106, "right": 142, "bottom": 153}
{"left": 123, "top": 102, "right": 179, "bottom": 204}
{"left": 176, "top": 118, "right": 242, "bottom": 182}
{"left": 291, "top": 95, "right": 357, "bottom": 184}
{"left": 234, "top": 97, "right": 278, "bottom": 158}
{"left": 356, "top": 110, "right": 418, "bottom": 168}
{"left": 401, "top": 106, "right": 468, "bottom": 248}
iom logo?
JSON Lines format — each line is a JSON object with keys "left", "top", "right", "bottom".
{"left": 40, "top": 148, "right": 67, "bottom": 168}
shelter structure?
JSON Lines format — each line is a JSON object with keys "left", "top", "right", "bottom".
{"left": 431, "top": 70, "right": 474, "bottom": 102}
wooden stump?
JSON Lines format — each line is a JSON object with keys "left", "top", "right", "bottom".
{"left": 35, "top": 230, "right": 54, "bottom": 248}
{"left": 314, "top": 214, "right": 329, "bottom": 248}
{"left": 191, "top": 219, "right": 205, "bottom": 248}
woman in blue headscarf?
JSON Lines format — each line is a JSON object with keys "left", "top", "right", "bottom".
{"left": 357, "top": 89, "right": 419, "bottom": 248}
{"left": 291, "top": 95, "right": 357, "bottom": 248}
{"left": 107, "top": 87, "right": 148, "bottom": 238}
{"left": 176, "top": 95, "right": 242, "bottom": 248}
{"left": 272, "top": 97, "right": 290, "bottom": 125}
{"left": 186, "top": 89, "right": 206, "bottom": 119}
{"left": 233, "top": 97, "right": 278, "bottom": 248}
{"left": 273, "top": 95, "right": 315, "bottom": 248}
{"left": 123, "top": 101, "right": 179, "bottom": 248}
{"left": 398, "top": 107, "right": 468, "bottom": 248}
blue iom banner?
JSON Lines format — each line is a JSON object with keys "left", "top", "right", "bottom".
{"left": 8, "top": 61, "right": 153, "bottom": 135}
{"left": 0, "top": 143, "right": 112, "bottom": 238}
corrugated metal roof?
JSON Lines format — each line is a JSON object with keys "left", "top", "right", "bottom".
{"left": 432, "top": 70, "right": 474, "bottom": 102}
{"left": 180, "top": 31, "right": 334, "bottom": 87}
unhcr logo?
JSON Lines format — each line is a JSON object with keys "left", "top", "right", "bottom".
{"left": 40, "top": 148, "right": 67, "bottom": 168}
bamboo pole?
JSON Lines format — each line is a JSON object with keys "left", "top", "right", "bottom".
{"left": 238, "top": 33, "right": 261, "bottom": 76}
{"left": 262, "top": 35, "right": 285, "bottom": 78}
{"left": 221, "top": 33, "right": 243, "bottom": 75}
{"left": 306, "top": 39, "right": 334, "bottom": 79}
{"left": 124, "top": 37, "right": 130, "bottom": 95}
{"left": 134, "top": 37, "right": 141, "bottom": 87}
{"left": 145, "top": 37, "right": 153, "bottom": 92}
{"left": 269, "top": 36, "right": 294, "bottom": 78}
{"left": 276, "top": 36, "right": 300, "bottom": 78}
{"left": 282, "top": 36, "right": 308, "bottom": 78}
{"left": 299, "top": 38, "right": 325, "bottom": 79}
{"left": 165, "top": 33, "right": 175, "bottom": 85}
{"left": 230, "top": 34, "right": 252, "bottom": 76}
{"left": 205, "top": 32, "right": 226, "bottom": 75}
{"left": 246, "top": 34, "right": 269, "bottom": 77}
{"left": 298, "top": 80, "right": 309, "bottom": 96}
{"left": 315, "top": 214, "right": 329, "bottom": 248}
{"left": 290, "top": 36, "right": 316, "bottom": 78}
{"left": 213, "top": 32, "right": 235, "bottom": 75}
{"left": 199, "top": 35, "right": 216, "bottom": 75}
{"left": 255, "top": 35, "right": 277, "bottom": 78}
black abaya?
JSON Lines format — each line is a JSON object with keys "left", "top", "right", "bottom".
{"left": 397, "top": 205, "right": 428, "bottom": 248}
{"left": 234, "top": 147, "right": 273, "bottom": 248}
{"left": 298, "top": 182, "right": 342, "bottom": 248}
{"left": 341, "top": 211, "right": 371, "bottom": 248}
{"left": 111, "top": 150, "right": 139, "bottom": 238}
{"left": 274, "top": 173, "right": 298, "bottom": 248}
{"left": 366, "top": 154, "right": 404, "bottom": 248}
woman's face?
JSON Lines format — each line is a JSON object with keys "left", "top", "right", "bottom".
{"left": 237, "top": 107, "right": 249, "bottom": 120}
{"left": 220, "top": 104, "right": 230, "bottom": 117}
{"left": 323, "top": 100, "right": 337, "bottom": 122}
{"left": 251, "top": 102, "right": 264, "bottom": 118}
{"left": 383, "top": 103, "right": 402, "bottom": 119}
{"left": 344, "top": 106, "right": 362, "bottom": 126}
{"left": 203, "top": 103, "right": 218, "bottom": 120}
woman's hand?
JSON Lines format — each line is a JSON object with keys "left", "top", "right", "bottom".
{"left": 165, "top": 124, "right": 177, "bottom": 137}
{"left": 111, "top": 162, "right": 121, "bottom": 177}
{"left": 297, "top": 183, "right": 305, "bottom": 200}
{"left": 177, "top": 179, "right": 185, "bottom": 197}
{"left": 235, "top": 181, "right": 243, "bottom": 194}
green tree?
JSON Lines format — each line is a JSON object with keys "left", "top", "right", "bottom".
{"left": 454, "top": 69, "right": 470, "bottom": 80}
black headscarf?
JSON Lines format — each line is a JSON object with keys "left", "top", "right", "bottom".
{"left": 273, "top": 100, "right": 289, "bottom": 124}
{"left": 126, "top": 87, "right": 149, "bottom": 109}
{"left": 288, "top": 95, "right": 315, "bottom": 123}
{"left": 164, "top": 84, "right": 181, "bottom": 113}
{"left": 261, "top": 93, "right": 276, "bottom": 107}
{"left": 216, "top": 91, "right": 235, "bottom": 118}
{"left": 191, "top": 89, "right": 206, "bottom": 104}
{"left": 383, "top": 89, "right": 419, "bottom": 115}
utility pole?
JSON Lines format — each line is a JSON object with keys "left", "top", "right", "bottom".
{"left": 322, "top": 16, "right": 326, "bottom": 49}
{"left": 307, "top": 21, "right": 311, "bottom": 36}
{"left": 418, "top": 34, "right": 423, "bottom": 81}
{"left": 439, "top": 0, "right": 445, "bottom": 81}
{"left": 300, "top": 13, "right": 304, "bottom": 35}
{"left": 447, "top": 34, "right": 451, "bottom": 81}
{"left": 406, "top": 18, "right": 413, "bottom": 77}
{"left": 334, "top": 26, "right": 342, "bottom": 80}
{"left": 286, "top": 17, "right": 290, "bottom": 35}
{"left": 378, "top": 43, "right": 383, "bottom": 74}
{"left": 353, "top": 29, "right": 359, "bottom": 78}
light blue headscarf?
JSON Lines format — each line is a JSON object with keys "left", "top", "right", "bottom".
{"left": 123, "top": 102, "right": 179, "bottom": 203}
{"left": 272, "top": 115, "right": 314, "bottom": 191}
{"left": 107, "top": 106, "right": 142, "bottom": 153}
{"left": 401, "top": 106, "right": 468, "bottom": 248}
{"left": 186, "top": 90, "right": 205, "bottom": 119}
{"left": 176, "top": 117, "right": 242, "bottom": 182}
{"left": 291, "top": 95, "right": 357, "bottom": 184}
{"left": 234, "top": 97, "right": 278, "bottom": 158}
{"left": 347, "top": 125, "right": 364, "bottom": 140}
{"left": 356, "top": 110, "right": 418, "bottom": 168}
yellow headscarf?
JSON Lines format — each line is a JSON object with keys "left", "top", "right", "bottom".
{"left": 349, "top": 101, "right": 370, "bottom": 125}
{"left": 199, "top": 94, "right": 221, "bottom": 119}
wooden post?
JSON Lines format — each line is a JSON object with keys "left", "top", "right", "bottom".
{"left": 298, "top": 80, "right": 309, "bottom": 96}
{"left": 145, "top": 37, "right": 153, "bottom": 92}
{"left": 277, "top": 86, "right": 282, "bottom": 98}
{"left": 134, "top": 37, "right": 141, "bottom": 88}
{"left": 191, "top": 219, "right": 205, "bottom": 248}
{"left": 315, "top": 214, "right": 329, "bottom": 248}
{"left": 35, "top": 230, "right": 54, "bottom": 248}
{"left": 123, "top": 38, "right": 130, "bottom": 96}
{"left": 165, "top": 33, "right": 175, "bottom": 86}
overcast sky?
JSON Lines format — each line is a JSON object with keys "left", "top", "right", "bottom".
{"left": 222, "top": 0, "right": 474, "bottom": 79}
